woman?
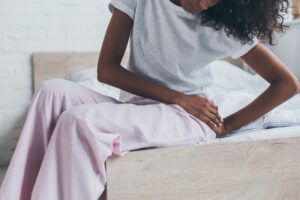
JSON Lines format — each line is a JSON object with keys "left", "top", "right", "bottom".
{"left": 1, "top": 0, "right": 299, "bottom": 199}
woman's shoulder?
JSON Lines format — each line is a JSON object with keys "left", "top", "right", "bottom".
{"left": 108, "top": 0, "right": 138, "bottom": 20}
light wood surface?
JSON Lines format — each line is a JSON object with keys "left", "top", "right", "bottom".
{"left": 32, "top": 52, "right": 99, "bottom": 91}
{"left": 292, "top": 0, "right": 300, "bottom": 19}
{"left": 32, "top": 52, "right": 129, "bottom": 92}
{"left": 107, "top": 137, "right": 300, "bottom": 200}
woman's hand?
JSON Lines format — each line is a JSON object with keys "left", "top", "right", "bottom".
{"left": 176, "top": 94, "right": 224, "bottom": 131}
{"left": 180, "top": 0, "right": 219, "bottom": 13}
{"left": 210, "top": 119, "right": 231, "bottom": 138}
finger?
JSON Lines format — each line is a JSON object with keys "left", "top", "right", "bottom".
{"left": 202, "top": 100, "right": 220, "bottom": 119}
{"left": 197, "top": 113, "right": 218, "bottom": 128}
{"left": 207, "top": 100, "right": 222, "bottom": 121}
{"left": 206, "top": 105, "right": 218, "bottom": 115}
{"left": 203, "top": 108, "right": 219, "bottom": 123}
{"left": 199, "top": 115, "right": 218, "bottom": 129}
{"left": 207, "top": 106, "right": 223, "bottom": 123}
{"left": 203, "top": 110, "right": 222, "bottom": 127}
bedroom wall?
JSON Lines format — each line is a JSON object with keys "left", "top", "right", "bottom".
{"left": 0, "top": 0, "right": 112, "bottom": 165}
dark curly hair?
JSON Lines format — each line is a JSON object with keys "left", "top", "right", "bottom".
{"left": 200, "top": 0, "right": 290, "bottom": 45}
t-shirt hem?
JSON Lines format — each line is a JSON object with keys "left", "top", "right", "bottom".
{"left": 230, "top": 39, "right": 259, "bottom": 59}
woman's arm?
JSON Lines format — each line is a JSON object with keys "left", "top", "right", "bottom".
{"left": 98, "top": 9, "right": 183, "bottom": 104}
{"left": 98, "top": 8, "right": 223, "bottom": 128}
{"left": 215, "top": 43, "right": 300, "bottom": 136}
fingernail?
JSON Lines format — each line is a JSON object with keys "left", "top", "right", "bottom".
{"left": 219, "top": 123, "right": 222, "bottom": 127}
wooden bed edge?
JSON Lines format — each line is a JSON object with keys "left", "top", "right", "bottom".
{"left": 31, "top": 51, "right": 130, "bottom": 92}
{"left": 106, "top": 136, "right": 300, "bottom": 200}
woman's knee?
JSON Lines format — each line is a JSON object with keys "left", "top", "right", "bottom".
{"left": 58, "top": 107, "right": 84, "bottom": 124}
{"left": 57, "top": 105, "right": 92, "bottom": 133}
{"left": 37, "top": 79, "right": 75, "bottom": 95}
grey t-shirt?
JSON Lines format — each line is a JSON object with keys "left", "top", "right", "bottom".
{"left": 108, "top": 0, "right": 258, "bottom": 103}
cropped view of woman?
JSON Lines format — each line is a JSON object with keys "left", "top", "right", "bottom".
{"left": 1, "top": 0, "right": 299, "bottom": 199}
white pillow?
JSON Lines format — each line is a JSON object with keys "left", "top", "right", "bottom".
{"left": 205, "top": 60, "right": 256, "bottom": 88}
{"left": 65, "top": 67, "right": 121, "bottom": 100}
{"left": 202, "top": 60, "right": 270, "bottom": 116}
{"left": 66, "top": 67, "right": 96, "bottom": 82}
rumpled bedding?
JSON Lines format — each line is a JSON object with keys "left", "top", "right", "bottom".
{"left": 66, "top": 61, "right": 300, "bottom": 134}
{"left": 65, "top": 67, "right": 121, "bottom": 100}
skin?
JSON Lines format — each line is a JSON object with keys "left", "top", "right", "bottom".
{"left": 171, "top": 0, "right": 219, "bottom": 13}
{"left": 98, "top": 2, "right": 300, "bottom": 138}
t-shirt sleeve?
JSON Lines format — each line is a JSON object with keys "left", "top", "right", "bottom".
{"left": 108, "top": 0, "right": 136, "bottom": 20}
{"left": 229, "top": 37, "right": 259, "bottom": 59}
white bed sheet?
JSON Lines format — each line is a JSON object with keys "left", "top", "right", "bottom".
{"left": 210, "top": 125, "right": 300, "bottom": 144}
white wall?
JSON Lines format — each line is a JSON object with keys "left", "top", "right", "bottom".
{"left": 0, "top": 0, "right": 112, "bottom": 165}
{"left": 269, "top": 20, "right": 300, "bottom": 81}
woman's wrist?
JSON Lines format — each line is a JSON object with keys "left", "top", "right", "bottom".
{"left": 223, "top": 116, "right": 237, "bottom": 134}
{"left": 172, "top": 92, "right": 187, "bottom": 105}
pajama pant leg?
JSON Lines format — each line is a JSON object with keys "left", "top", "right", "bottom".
{"left": 0, "top": 79, "right": 118, "bottom": 200}
{"left": 30, "top": 101, "right": 216, "bottom": 200}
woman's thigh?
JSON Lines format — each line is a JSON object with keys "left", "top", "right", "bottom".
{"left": 62, "top": 101, "right": 216, "bottom": 152}
{"left": 37, "top": 78, "right": 120, "bottom": 105}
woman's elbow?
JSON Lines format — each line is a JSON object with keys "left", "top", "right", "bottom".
{"left": 285, "top": 76, "right": 300, "bottom": 95}
{"left": 296, "top": 80, "right": 300, "bottom": 93}
{"left": 273, "top": 74, "right": 300, "bottom": 97}
{"left": 97, "top": 65, "right": 109, "bottom": 83}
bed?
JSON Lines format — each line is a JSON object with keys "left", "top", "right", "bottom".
{"left": 32, "top": 52, "right": 300, "bottom": 200}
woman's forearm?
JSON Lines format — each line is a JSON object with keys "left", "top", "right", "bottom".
{"left": 98, "top": 64, "right": 184, "bottom": 104}
{"left": 224, "top": 80, "right": 299, "bottom": 133}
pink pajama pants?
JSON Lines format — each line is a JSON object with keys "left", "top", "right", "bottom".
{"left": 0, "top": 79, "right": 215, "bottom": 200}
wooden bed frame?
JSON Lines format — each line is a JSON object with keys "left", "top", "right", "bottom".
{"left": 32, "top": 52, "right": 300, "bottom": 200}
